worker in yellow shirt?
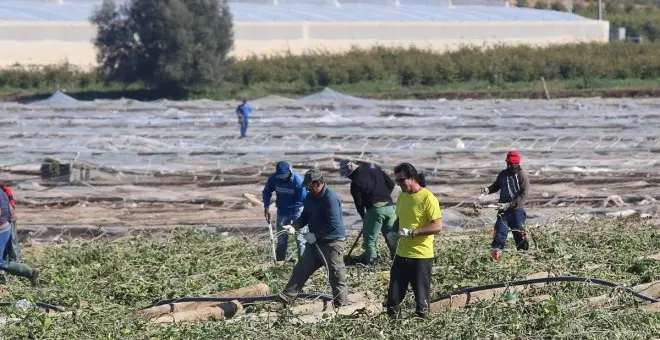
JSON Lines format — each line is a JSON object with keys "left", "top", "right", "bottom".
{"left": 386, "top": 162, "right": 442, "bottom": 318}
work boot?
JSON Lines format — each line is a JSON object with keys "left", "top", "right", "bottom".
{"left": 354, "top": 252, "right": 377, "bottom": 266}
{"left": 517, "top": 239, "right": 530, "bottom": 251}
{"left": 4, "top": 262, "right": 39, "bottom": 286}
{"left": 278, "top": 292, "right": 295, "bottom": 306}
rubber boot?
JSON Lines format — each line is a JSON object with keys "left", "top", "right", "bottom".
{"left": 361, "top": 253, "right": 378, "bottom": 266}
{"left": 4, "top": 262, "right": 39, "bottom": 286}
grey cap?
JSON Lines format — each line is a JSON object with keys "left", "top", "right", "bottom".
{"left": 339, "top": 160, "right": 359, "bottom": 177}
{"left": 302, "top": 169, "right": 324, "bottom": 187}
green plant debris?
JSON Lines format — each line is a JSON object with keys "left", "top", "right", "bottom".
{"left": 1, "top": 217, "right": 660, "bottom": 339}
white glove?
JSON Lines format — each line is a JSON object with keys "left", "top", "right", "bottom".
{"left": 282, "top": 224, "right": 295, "bottom": 235}
{"left": 303, "top": 233, "right": 317, "bottom": 244}
{"left": 496, "top": 202, "right": 511, "bottom": 212}
{"left": 481, "top": 187, "right": 489, "bottom": 195}
{"left": 386, "top": 232, "right": 398, "bottom": 245}
{"left": 398, "top": 228, "right": 414, "bottom": 237}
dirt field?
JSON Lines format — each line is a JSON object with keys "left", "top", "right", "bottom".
{"left": 1, "top": 89, "right": 658, "bottom": 242}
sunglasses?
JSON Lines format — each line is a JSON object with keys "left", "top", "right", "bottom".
{"left": 395, "top": 177, "right": 407, "bottom": 184}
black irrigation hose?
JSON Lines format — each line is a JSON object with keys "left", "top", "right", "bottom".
{"left": 142, "top": 292, "right": 333, "bottom": 311}
{"left": 431, "top": 276, "right": 660, "bottom": 304}
{"left": 0, "top": 301, "right": 66, "bottom": 312}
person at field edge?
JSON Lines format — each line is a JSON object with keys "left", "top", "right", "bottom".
{"left": 386, "top": 163, "right": 442, "bottom": 318}
{"left": 280, "top": 169, "right": 349, "bottom": 308}
{"left": 340, "top": 160, "right": 397, "bottom": 265}
{"left": 0, "top": 184, "right": 38, "bottom": 286}
{"left": 236, "top": 99, "right": 252, "bottom": 138}
{"left": 262, "top": 161, "right": 308, "bottom": 262}
{"left": 482, "top": 150, "right": 530, "bottom": 261}
{"left": 0, "top": 182, "right": 20, "bottom": 285}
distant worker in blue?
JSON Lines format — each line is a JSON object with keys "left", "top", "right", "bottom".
{"left": 236, "top": 99, "right": 252, "bottom": 138}
{"left": 263, "top": 161, "right": 308, "bottom": 262}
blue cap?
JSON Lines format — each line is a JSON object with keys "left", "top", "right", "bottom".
{"left": 275, "top": 161, "right": 291, "bottom": 179}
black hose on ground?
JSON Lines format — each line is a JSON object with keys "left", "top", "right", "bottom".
{"left": 431, "top": 276, "right": 660, "bottom": 304}
{"left": 0, "top": 301, "right": 66, "bottom": 312}
{"left": 142, "top": 292, "right": 333, "bottom": 311}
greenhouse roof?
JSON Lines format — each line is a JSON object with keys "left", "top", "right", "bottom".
{"left": 0, "top": 0, "right": 590, "bottom": 22}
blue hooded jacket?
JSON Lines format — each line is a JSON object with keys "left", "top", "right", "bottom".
{"left": 263, "top": 162, "right": 307, "bottom": 216}
{"left": 236, "top": 103, "right": 252, "bottom": 119}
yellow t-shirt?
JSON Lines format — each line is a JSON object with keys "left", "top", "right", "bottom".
{"left": 395, "top": 188, "right": 442, "bottom": 259}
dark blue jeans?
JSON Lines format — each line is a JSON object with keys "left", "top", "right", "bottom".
{"left": 275, "top": 208, "right": 306, "bottom": 261}
{"left": 0, "top": 224, "right": 12, "bottom": 270}
{"left": 491, "top": 208, "right": 528, "bottom": 251}
{"left": 240, "top": 119, "right": 249, "bottom": 137}
{"left": 4, "top": 221, "right": 21, "bottom": 262}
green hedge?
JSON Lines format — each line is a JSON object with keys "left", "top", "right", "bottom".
{"left": 228, "top": 42, "right": 660, "bottom": 87}
{"left": 3, "top": 42, "right": 660, "bottom": 91}
{"left": 0, "top": 63, "right": 101, "bottom": 90}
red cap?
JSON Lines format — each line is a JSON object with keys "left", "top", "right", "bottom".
{"left": 506, "top": 151, "right": 521, "bottom": 165}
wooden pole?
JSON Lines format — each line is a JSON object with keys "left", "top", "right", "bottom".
{"left": 541, "top": 77, "right": 551, "bottom": 100}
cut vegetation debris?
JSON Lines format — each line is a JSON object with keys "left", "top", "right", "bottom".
{"left": 0, "top": 217, "right": 660, "bottom": 338}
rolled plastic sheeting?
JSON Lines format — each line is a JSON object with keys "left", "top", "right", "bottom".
{"left": 151, "top": 300, "right": 243, "bottom": 324}
{"left": 136, "top": 283, "right": 268, "bottom": 319}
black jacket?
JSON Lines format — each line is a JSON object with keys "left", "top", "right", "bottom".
{"left": 487, "top": 165, "right": 530, "bottom": 210}
{"left": 348, "top": 164, "right": 395, "bottom": 219}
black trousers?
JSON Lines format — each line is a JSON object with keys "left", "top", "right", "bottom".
{"left": 386, "top": 255, "right": 433, "bottom": 317}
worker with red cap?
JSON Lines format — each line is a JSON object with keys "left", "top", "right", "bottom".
{"left": 481, "top": 151, "right": 530, "bottom": 261}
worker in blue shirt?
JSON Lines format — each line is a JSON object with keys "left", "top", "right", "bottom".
{"left": 236, "top": 99, "right": 252, "bottom": 138}
{"left": 263, "top": 161, "right": 308, "bottom": 261}
{"left": 280, "top": 169, "right": 349, "bottom": 308}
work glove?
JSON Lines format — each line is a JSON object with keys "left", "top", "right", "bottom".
{"left": 481, "top": 187, "right": 489, "bottom": 195}
{"left": 264, "top": 208, "right": 271, "bottom": 223}
{"left": 398, "top": 228, "right": 414, "bottom": 237}
{"left": 303, "top": 232, "right": 317, "bottom": 244}
{"left": 282, "top": 224, "right": 296, "bottom": 235}
{"left": 386, "top": 232, "right": 398, "bottom": 246}
{"left": 497, "top": 202, "right": 511, "bottom": 212}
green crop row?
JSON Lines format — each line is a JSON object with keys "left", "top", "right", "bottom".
{"left": 228, "top": 42, "right": 660, "bottom": 88}
{"left": 2, "top": 41, "right": 660, "bottom": 92}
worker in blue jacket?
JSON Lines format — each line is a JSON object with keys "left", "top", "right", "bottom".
{"left": 236, "top": 99, "right": 252, "bottom": 138}
{"left": 263, "top": 161, "right": 308, "bottom": 261}
{"left": 280, "top": 169, "right": 349, "bottom": 308}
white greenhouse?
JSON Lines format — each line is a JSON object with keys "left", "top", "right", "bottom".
{"left": 0, "top": 0, "right": 609, "bottom": 67}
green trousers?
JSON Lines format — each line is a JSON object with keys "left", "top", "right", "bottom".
{"left": 362, "top": 205, "right": 397, "bottom": 262}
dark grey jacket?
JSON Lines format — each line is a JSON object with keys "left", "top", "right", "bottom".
{"left": 294, "top": 185, "right": 345, "bottom": 241}
{"left": 0, "top": 189, "right": 11, "bottom": 229}
{"left": 487, "top": 165, "right": 530, "bottom": 210}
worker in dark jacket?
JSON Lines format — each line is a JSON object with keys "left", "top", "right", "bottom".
{"left": 280, "top": 169, "right": 348, "bottom": 308}
{"left": 340, "top": 160, "right": 396, "bottom": 265}
{"left": 0, "top": 187, "right": 38, "bottom": 286}
{"left": 482, "top": 151, "right": 530, "bottom": 261}
{"left": 0, "top": 182, "right": 19, "bottom": 285}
